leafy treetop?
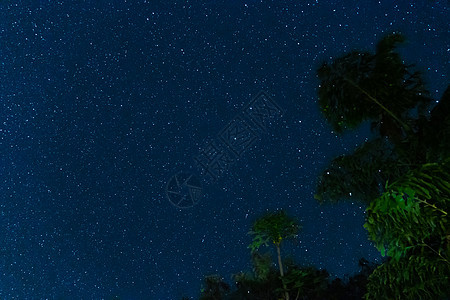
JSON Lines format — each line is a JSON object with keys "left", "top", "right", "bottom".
{"left": 248, "top": 210, "right": 301, "bottom": 252}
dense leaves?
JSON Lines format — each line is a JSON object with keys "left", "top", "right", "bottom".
{"left": 250, "top": 251, "right": 272, "bottom": 281}
{"left": 364, "top": 161, "right": 450, "bottom": 299}
{"left": 315, "top": 138, "right": 408, "bottom": 204}
{"left": 365, "top": 256, "right": 450, "bottom": 300}
{"left": 316, "top": 85, "right": 450, "bottom": 205}
{"left": 365, "top": 161, "right": 449, "bottom": 260}
{"left": 317, "top": 50, "right": 378, "bottom": 133}
{"left": 230, "top": 263, "right": 284, "bottom": 300}
{"left": 315, "top": 32, "right": 450, "bottom": 299}
{"left": 248, "top": 210, "right": 301, "bottom": 252}
{"left": 316, "top": 33, "right": 449, "bottom": 205}
{"left": 317, "top": 32, "right": 431, "bottom": 137}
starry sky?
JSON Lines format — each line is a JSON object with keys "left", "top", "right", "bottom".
{"left": 0, "top": 0, "right": 449, "bottom": 299}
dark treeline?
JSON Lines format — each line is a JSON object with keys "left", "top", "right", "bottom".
{"left": 194, "top": 255, "right": 380, "bottom": 300}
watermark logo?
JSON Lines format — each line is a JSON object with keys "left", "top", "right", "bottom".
{"left": 166, "top": 91, "right": 283, "bottom": 208}
{"left": 166, "top": 172, "right": 203, "bottom": 209}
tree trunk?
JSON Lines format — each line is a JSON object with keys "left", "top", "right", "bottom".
{"left": 277, "top": 245, "right": 289, "bottom": 300}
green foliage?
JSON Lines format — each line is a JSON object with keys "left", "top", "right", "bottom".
{"left": 325, "top": 258, "right": 378, "bottom": 300}
{"left": 364, "top": 161, "right": 450, "bottom": 299}
{"left": 230, "top": 256, "right": 330, "bottom": 300}
{"left": 195, "top": 33, "right": 450, "bottom": 300}
{"left": 365, "top": 256, "right": 450, "bottom": 300}
{"left": 391, "top": 85, "right": 450, "bottom": 166}
{"left": 312, "top": 32, "right": 450, "bottom": 300}
{"left": 248, "top": 210, "right": 301, "bottom": 252}
{"left": 364, "top": 161, "right": 450, "bottom": 261}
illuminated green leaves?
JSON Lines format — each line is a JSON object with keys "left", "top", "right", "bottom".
{"left": 364, "top": 161, "right": 450, "bottom": 299}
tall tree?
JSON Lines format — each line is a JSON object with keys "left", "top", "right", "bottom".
{"left": 314, "top": 33, "right": 450, "bottom": 205}
{"left": 248, "top": 210, "right": 301, "bottom": 300}
{"left": 313, "top": 32, "right": 450, "bottom": 299}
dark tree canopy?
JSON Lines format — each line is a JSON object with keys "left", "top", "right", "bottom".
{"left": 315, "top": 32, "right": 450, "bottom": 300}
{"left": 317, "top": 32, "right": 431, "bottom": 140}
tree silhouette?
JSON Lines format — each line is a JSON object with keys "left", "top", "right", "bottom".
{"left": 280, "top": 264, "right": 328, "bottom": 300}
{"left": 195, "top": 210, "right": 380, "bottom": 300}
{"left": 317, "top": 32, "right": 431, "bottom": 140}
{"left": 364, "top": 160, "right": 450, "bottom": 299}
{"left": 420, "top": 85, "right": 450, "bottom": 162}
{"left": 314, "top": 32, "right": 450, "bottom": 299}
{"left": 196, "top": 255, "right": 379, "bottom": 300}
{"left": 199, "top": 274, "right": 231, "bottom": 300}
{"left": 315, "top": 33, "right": 450, "bottom": 205}
{"left": 248, "top": 210, "right": 301, "bottom": 300}
{"left": 315, "top": 137, "right": 408, "bottom": 204}
{"left": 231, "top": 260, "right": 283, "bottom": 300}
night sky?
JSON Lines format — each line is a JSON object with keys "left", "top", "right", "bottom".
{"left": 1, "top": 0, "right": 449, "bottom": 299}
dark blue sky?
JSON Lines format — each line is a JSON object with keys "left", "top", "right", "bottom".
{"left": 0, "top": 0, "right": 448, "bottom": 299}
